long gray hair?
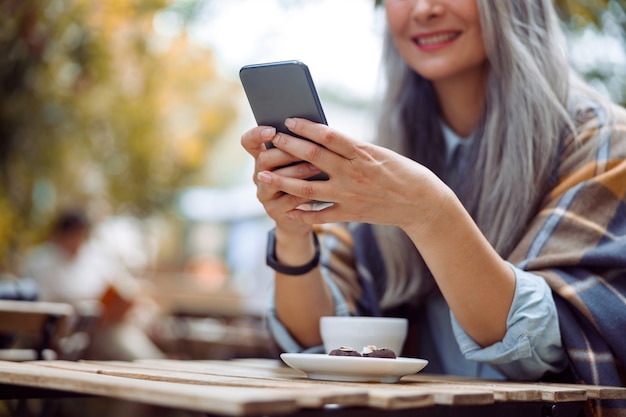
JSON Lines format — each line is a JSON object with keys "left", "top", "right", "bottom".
{"left": 374, "top": 0, "right": 576, "bottom": 308}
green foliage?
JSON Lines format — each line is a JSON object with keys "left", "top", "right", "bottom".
{"left": 0, "top": 0, "right": 240, "bottom": 269}
{"left": 554, "top": 0, "right": 615, "bottom": 28}
{"left": 373, "top": 0, "right": 614, "bottom": 25}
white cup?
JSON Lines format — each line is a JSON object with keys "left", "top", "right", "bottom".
{"left": 319, "top": 316, "right": 408, "bottom": 355}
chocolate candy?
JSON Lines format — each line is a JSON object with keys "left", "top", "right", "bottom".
{"left": 364, "top": 348, "right": 396, "bottom": 359}
{"left": 329, "top": 345, "right": 397, "bottom": 359}
{"left": 329, "top": 346, "right": 362, "bottom": 357}
{"left": 361, "top": 345, "right": 397, "bottom": 359}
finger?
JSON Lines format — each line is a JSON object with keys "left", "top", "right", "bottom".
{"left": 284, "top": 118, "right": 360, "bottom": 159}
{"left": 256, "top": 170, "right": 317, "bottom": 203}
{"left": 241, "top": 126, "right": 277, "bottom": 157}
{"left": 270, "top": 132, "right": 342, "bottom": 176}
{"left": 274, "top": 161, "right": 324, "bottom": 180}
{"left": 256, "top": 145, "right": 305, "bottom": 173}
{"left": 257, "top": 181, "right": 313, "bottom": 218}
{"left": 257, "top": 170, "right": 331, "bottom": 204}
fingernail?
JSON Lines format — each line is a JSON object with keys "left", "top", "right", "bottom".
{"left": 284, "top": 118, "right": 295, "bottom": 129}
{"left": 261, "top": 127, "right": 276, "bottom": 138}
{"left": 257, "top": 171, "right": 272, "bottom": 184}
{"left": 271, "top": 134, "right": 282, "bottom": 147}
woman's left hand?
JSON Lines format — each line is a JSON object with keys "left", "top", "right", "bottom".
{"left": 256, "top": 118, "right": 449, "bottom": 233}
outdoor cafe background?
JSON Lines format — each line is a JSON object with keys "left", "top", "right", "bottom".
{"left": 0, "top": 0, "right": 624, "bottom": 360}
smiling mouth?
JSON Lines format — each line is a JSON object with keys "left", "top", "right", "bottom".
{"left": 414, "top": 32, "right": 460, "bottom": 46}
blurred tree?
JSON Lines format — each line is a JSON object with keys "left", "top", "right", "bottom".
{"left": 0, "top": 0, "right": 240, "bottom": 270}
{"left": 554, "top": 0, "right": 613, "bottom": 27}
{"left": 372, "top": 0, "right": 615, "bottom": 16}
{"left": 558, "top": 0, "right": 626, "bottom": 106}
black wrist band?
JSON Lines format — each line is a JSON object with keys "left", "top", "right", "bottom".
{"left": 266, "top": 228, "right": 320, "bottom": 275}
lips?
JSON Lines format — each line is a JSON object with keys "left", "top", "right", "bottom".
{"left": 413, "top": 31, "right": 460, "bottom": 48}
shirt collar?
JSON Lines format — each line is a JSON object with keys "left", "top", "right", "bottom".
{"left": 441, "top": 122, "right": 475, "bottom": 165}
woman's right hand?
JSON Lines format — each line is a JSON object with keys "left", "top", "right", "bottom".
{"left": 242, "top": 125, "right": 334, "bottom": 348}
{"left": 241, "top": 125, "right": 324, "bottom": 264}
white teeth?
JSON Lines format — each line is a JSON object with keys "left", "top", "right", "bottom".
{"left": 417, "top": 32, "right": 458, "bottom": 45}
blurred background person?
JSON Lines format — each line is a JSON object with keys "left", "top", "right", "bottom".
{"left": 20, "top": 208, "right": 165, "bottom": 361}
{"left": 22, "top": 210, "right": 108, "bottom": 304}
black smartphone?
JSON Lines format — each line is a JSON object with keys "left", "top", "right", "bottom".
{"left": 240, "top": 60, "right": 329, "bottom": 181}
{"left": 239, "top": 60, "right": 327, "bottom": 144}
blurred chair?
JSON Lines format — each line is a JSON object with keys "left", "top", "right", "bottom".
{"left": 0, "top": 299, "right": 74, "bottom": 361}
{"left": 0, "top": 299, "right": 103, "bottom": 417}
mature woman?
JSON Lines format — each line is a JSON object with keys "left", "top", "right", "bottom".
{"left": 241, "top": 1, "right": 626, "bottom": 414}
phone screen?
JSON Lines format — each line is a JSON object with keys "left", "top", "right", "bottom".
{"left": 239, "top": 60, "right": 327, "bottom": 139}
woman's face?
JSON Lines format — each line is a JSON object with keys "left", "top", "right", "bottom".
{"left": 385, "top": 0, "right": 487, "bottom": 85}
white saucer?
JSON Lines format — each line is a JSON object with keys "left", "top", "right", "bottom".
{"left": 280, "top": 353, "right": 428, "bottom": 383}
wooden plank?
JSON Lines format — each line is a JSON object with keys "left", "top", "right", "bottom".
{"left": 0, "top": 361, "right": 297, "bottom": 416}
{"left": 537, "top": 385, "right": 587, "bottom": 402}
{"left": 0, "top": 300, "right": 73, "bottom": 335}
{"left": 129, "top": 367, "right": 434, "bottom": 410}
{"left": 88, "top": 360, "right": 436, "bottom": 409}
{"left": 231, "top": 358, "right": 626, "bottom": 401}
{"left": 0, "top": 349, "right": 39, "bottom": 362}
{"left": 404, "top": 373, "right": 587, "bottom": 402}
{"left": 135, "top": 359, "right": 493, "bottom": 408}
{"left": 222, "top": 359, "right": 477, "bottom": 408}
{"left": 538, "top": 382, "right": 626, "bottom": 400}
{"left": 34, "top": 360, "right": 368, "bottom": 409}
{"left": 403, "top": 374, "right": 542, "bottom": 401}
{"left": 360, "top": 388, "right": 434, "bottom": 409}
{"left": 0, "top": 300, "right": 74, "bottom": 316}
{"left": 140, "top": 358, "right": 305, "bottom": 379}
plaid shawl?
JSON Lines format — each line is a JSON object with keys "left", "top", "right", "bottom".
{"left": 509, "top": 96, "right": 626, "bottom": 416}
{"left": 318, "top": 94, "right": 626, "bottom": 416}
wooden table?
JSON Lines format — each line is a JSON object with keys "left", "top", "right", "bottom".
{"left": 1, "top": 358, "right": 625, "bottom": 416}
{"left": 144, "top": 278, "right": 267, "bottom": 319}
{"left": 143, "top": 281, "right": 276, "bottom": 359}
